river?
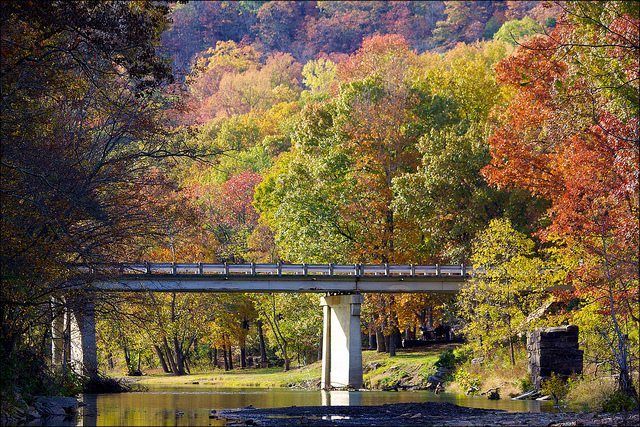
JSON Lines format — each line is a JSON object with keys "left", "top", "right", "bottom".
{"left": 48, "top": 388, "right": 553, "bottom": 426}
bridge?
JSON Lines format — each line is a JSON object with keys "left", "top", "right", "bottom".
{"left": 55, "top": 263, "right": 472, "bottom": 390}
{"left": 91, "top": 262, "right": 471, "bottom": 292}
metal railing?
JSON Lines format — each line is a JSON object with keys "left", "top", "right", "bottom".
{"left": 81, "top": 263, "right": 472, "bottom": 278}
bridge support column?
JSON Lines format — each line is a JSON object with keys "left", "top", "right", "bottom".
{"left": 320, "top": 293, "right": 363, "bottom": 389}
{"left": 69, "top": 296, "right": 98, "bottom": 378}
{"left": 51, "top": 300, "right": 65, "bottom": 367}
{"left": 52, "top": 296, "right": 98, "bottom": 378}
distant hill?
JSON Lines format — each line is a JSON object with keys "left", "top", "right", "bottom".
{"left": 161, "top": 0, "right": 557, "bottom": 76}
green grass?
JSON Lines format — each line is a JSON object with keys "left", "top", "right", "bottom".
{"left": 133, "top": 364, "right": 321, "bottom": 389}
{"left": 362, "top": 348, "right": 442, "bottom": 389}
{"left": 131, "top": 347, "right": 449, "bottom": 390}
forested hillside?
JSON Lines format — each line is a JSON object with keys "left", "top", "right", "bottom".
{"left": 1, "top": 0, "right": 638, "bottom": 416}
{"left": 161, "top": 1, "right": 558, "bottom": 74}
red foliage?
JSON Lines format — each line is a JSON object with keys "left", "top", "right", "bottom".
{"left": 483, "top": 22, "right": 639, "bottom": 308}
{"left": 195, "top": 171, "right": 263, "bottom": 230}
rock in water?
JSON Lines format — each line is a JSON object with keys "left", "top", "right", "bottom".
{"left": 33, "top": 396, "right": 79, "bottom": 417}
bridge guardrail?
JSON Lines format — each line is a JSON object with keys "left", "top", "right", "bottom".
{"left": 77, "top": 263, "right": 473, "bottom": 278}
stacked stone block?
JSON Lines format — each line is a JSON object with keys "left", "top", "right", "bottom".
{"left": 527, "top": 325, "right": 583, "bottom": 389}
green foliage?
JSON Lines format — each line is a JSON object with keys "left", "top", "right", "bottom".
{"left": 435, "top": 349, "right": 457, "bottom": 369}
{"left": 458, "top": 219, "right": 559, "bottom": 360}
{"left": 518, "top": 376, "right": 534, "bottom": 393}
{"left": 254, "top": 147, "right": 355, "bottom": 263}
{"left": 483, "top": 16, "right": 502, "bottom": 39}
{"left": 393, "top": 41, "right": 542, "bottom": 262}
{"left": 302, "top": 58, "right": 337, "bottom": 94}
{"left": 541, "top": 373, "right": 571, "bottom": 406}
{"left": 1, "top": 348, "right": 85, "bottom": 402}
{"left": 601, "top": 390, "right": 639, "bottom": 412}
{"left": 452, "top": 346, "right": 473, "bottom": 365}
{"left": 494, "top": 17, "right": 542, "bottom": 45}
{"left": 453, "top": 369, "right": 481, "bottom": 394}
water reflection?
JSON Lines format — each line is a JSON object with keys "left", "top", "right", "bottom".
{"left": 66, "top": 388, "right": 551, "bottom": 426}
{"left": 321, "top": 390, "right": 361, "bottom": 406}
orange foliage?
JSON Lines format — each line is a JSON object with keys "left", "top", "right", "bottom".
{"left": 483, "top": 22, "right": 639, "bottom": 311}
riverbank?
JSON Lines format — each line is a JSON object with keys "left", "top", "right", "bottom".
{"left": 218, "top": 402, "right": 640, "bottom": 426}
{"left": 126, "top": 347, "right": 447, "bottom": 390}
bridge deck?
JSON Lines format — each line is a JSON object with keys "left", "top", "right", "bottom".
{"left": 91, "top": 263, "right": 470, "bottom": 293}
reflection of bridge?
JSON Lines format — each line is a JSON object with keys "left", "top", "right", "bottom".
{"left": 56, "top": 263, "right": 472, "bottom": 390}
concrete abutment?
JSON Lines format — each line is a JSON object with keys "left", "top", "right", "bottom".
{"left": 320, "top": 293, "right": 363, "bottom": 389}
{"left": 50, "top": 296, "right": 98, "bottom": 379}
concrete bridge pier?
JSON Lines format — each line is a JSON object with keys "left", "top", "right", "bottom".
{"left": 51, "top": 296, "right": 98, "bottom": 378}
{"left": 320, "top": 293, "right": 364, "bottom": 390}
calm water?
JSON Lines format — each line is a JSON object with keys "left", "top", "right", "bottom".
{"left": 38, "top": 388, "right": 553, "bottom": 426}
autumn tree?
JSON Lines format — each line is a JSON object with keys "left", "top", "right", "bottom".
{"left": 458, "top": 219, "right": 558, "bottom": 365}
{"left": 493, "top": 17, "right": 543, "bottom": 45}
{"left": 184, "top": 44, "right": 302, "bottom": 123}
{"left": 0, "top": 0, "right": 193, "bottom": 394}
{"left": 393, "top": 41, "right": 546, "bottom": 262}
{"left": 252, "top": 293, "right": 321, "bottom": 371}
{"left": 161, "top": 1, "right": 258, "bottom": 74}
{"left": 255, "top": 35, "right": 438, "bottom": 354}
{"left": 483, "top": 1, "right": 639, "bottom": 398}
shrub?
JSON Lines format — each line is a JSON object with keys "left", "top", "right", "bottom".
{"left": 453, "top": 369, "right": 481, "bottom": 395}
{"left": 84, "top": 373, "right": 136, "bottom": 393}
{"left": 435, "top": 350, "right": 456, "bottom": 369}
{"left": 566, "top": 376, "right": 639, "bottom": 412}
{"left": 602, "top": 391, "right": 638, "bottom": 412}
{"left": 541, "top": 373, "right": 571, "bottom": 406}
{"left": 565, "top": 376, "right": 616, "bottom": 412}
{"left": 1, "top": 348, "right": 85, "bottom": 402}
{"left": 518, "top": 376, "right": 533, "bottom": 393}
{"left": 453, "top": 346, "right": 473, "bottom": 364}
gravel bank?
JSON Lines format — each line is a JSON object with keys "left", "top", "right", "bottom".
{"left": 218, "top": 402, "right": 639, "bottom": 426}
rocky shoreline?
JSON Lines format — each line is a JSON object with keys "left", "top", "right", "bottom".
{"left": 2, "top": 396, "right": 80, "bottom": 426}
{"left": 218, "top": 402, "right": 640, "bottom": 426}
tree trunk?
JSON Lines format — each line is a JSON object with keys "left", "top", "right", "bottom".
{"left": 173, "top": 337, "right": 185, "bottom": 375}
{"left": 212, "top": 347, "right": 218, "bottom": 369}
{"left": 509, "top": 336, "right": 516, "bottom": 366}
{"left": 240, "top": 345, "right": 247, "bottom": 369}
{"left": 123, "top": 345, "right": 131, "bottom": 372}
{"left": 389, "top": 330, "right": 397, "bottom": 357}
{"left": 222, "top": 347, "right": 229, "bottom": 371}
{"left": 154, "top": 345, "right": 170, "bottom": 373}
{"left": 419, "top": 309, "right": 426, "bottom": 330}
{"left": 257, "top": 320, "right": 268, "bottom": 366}
{"left": 395, "top": 329, "right": 402, "bottom": 348}
{"left": 428, "top": 306, "right": 434, "bottom": 328}
{"left": 282, "top": 342, "right": 290, "bottom": 371}
{"left": 376, "top": 328, "right": 386, "bottom": 352}
{"left": 369, "top": 331, "right": 377, "bottom": 349}
{"left": 227, "top": 344, "right": 233, "bottom": 370}
{"left": 163, "top": 339, "right": 178, "bottom": 374}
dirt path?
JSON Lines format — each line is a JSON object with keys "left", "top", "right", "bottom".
{"left": 218, "top": 402, "right": 639, "bottom": 426}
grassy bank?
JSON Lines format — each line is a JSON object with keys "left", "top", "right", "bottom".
{"left": 127, "top": 347, "right": 449, "bottom": 390}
